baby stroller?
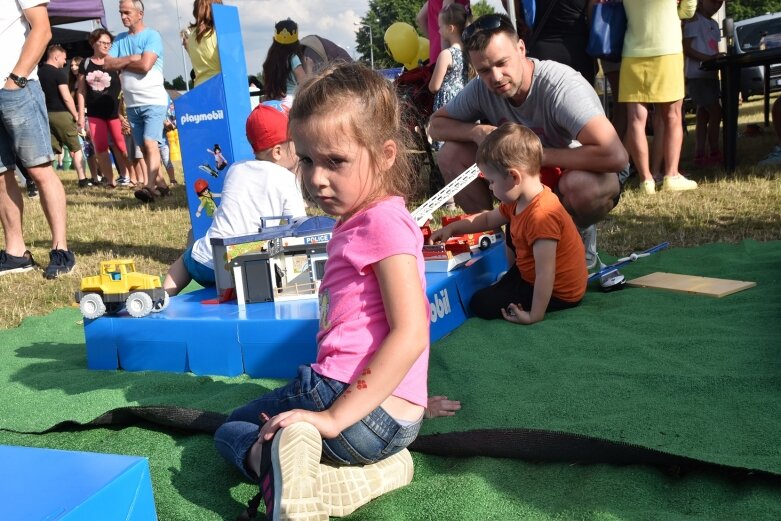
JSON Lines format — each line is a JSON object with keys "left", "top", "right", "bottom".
{"left": 394, "top": 63, "right": 444, "bottom": 195}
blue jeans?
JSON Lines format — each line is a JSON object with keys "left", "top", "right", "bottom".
{"left": 0, "top": 81, "right": 56, "bottom": 172}
{"left": 214, "top": 365, "right": 422, "bottom": 482}
{"left": 126, "top": 104, "right": 166, "bottom": 146}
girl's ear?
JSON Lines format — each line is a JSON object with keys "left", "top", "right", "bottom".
{"left": 381, "top": 139, "right": 397, "bottom": 171}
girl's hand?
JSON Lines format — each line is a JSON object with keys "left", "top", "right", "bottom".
{"left": 501, "top": 303, "right": 533, "bottom": 325}
{"left": 425, "top": 395, "right": 461, "bottom": 418}
{"left": 258, "top": 409, "right": 342, "bottom": 441}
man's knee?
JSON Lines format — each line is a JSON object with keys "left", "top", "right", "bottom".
{"left": 437, "top": 141, "right": 477, "bottom": 182}
{"left": 558, "top": 170, "right": 619, "bottom": 227}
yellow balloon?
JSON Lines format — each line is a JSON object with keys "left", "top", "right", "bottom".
{"left": 418, "top": 36, "right": 430, "bottom": 64}
{"left": 384, "top": 22, "right": 419, "bottom": 69}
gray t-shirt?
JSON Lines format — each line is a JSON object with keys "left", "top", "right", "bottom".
{"left": 445, "top": 58, "right": 604, "bottom": 149}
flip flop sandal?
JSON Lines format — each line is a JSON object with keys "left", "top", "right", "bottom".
{"left": 134, "top": 186, "right": 156, "bottom": 203}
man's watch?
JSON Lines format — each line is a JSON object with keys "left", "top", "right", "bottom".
{"left": 8, "top": 73, "right": 28, "bottom": 88}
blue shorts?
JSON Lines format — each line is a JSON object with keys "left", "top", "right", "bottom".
{"left": 214, "top": 365, "right": 422, "bottom": 481}
{"left": 126, "top": 104, "right": 166, "bottom": 147}
{"left": 182, "top": 247, "right": 215, "bottom": 287}
{"left": 0, "top": 81, "right": 56, "bottom": 173}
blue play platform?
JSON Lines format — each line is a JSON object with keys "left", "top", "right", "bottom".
{"left": 0, "top": 445, "right": 157, "bottom": 520}
{"left": 84, "top": 241, "right": 507, "bottom": 378}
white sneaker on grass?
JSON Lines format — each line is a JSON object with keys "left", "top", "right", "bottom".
{"left": 662, "top": 174, "right": 697, "bottom": 192}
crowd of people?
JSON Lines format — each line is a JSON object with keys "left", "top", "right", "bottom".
{"left": 2, "top": 0, "right": 778, "bottom": 519}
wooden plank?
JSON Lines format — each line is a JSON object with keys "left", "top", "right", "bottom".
{"left": 626, "top": 272, "right": 756, "bottom": 298}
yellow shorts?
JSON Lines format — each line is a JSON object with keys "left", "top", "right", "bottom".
{"left": 618, "top": 54, "right": 685, "bottom": 103}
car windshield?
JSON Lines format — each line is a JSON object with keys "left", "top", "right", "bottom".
{"left": 736, "top": 17, "right": 781, "bottom": 51}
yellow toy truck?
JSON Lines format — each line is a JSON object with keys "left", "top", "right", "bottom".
{"left": 76, "top": 259, "right": 169, "bottom": 319}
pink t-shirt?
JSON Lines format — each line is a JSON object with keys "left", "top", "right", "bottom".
{"left": 311, "top": 196, "right": 429, "bottom": 408}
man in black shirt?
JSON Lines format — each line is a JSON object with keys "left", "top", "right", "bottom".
{"left": 38, "top": 44, "right": 89, "bottom": 187}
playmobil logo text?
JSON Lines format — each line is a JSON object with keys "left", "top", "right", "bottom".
{"left": 180, "top": 110, "right": 225, "bottom": 126}
{"left": 429, "top": 288, "right": 452, "bottom": 323}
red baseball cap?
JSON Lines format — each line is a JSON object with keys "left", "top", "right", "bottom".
{"left": 246, "top": 104, "right": 289, "bottom": 152}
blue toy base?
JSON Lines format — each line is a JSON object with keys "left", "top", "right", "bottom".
{"left": 84, "top": 242, "right": 508, "bottom": 378}
{"left": 0, "top": 445, "right": 157, "bottom": 521}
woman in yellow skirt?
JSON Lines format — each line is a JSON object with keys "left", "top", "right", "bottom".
{"left": 620, "top": 0, "right": 697, "bottom": 194}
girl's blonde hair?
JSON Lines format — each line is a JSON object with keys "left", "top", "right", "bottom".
{"left": 289, "top": 62, "right": 417, "bottom": 203}
{"left": 476, "top": 122, "right": 542, "bottom": 176}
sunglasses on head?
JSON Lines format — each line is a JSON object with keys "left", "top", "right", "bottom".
{"left": 461, "top": 14, "right": 513, "bottom": 43}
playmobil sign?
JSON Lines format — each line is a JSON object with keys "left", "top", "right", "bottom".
{"left": 429, "top": 288, "right": 452, "bottom": 323}
{"left": 180, "top": 110, "right": 225, "bottom": 126}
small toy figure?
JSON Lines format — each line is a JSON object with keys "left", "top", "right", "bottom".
{"left": 208, "top": 143, "right": 228, "bottom": 170}
{"left": 194, "top": 178, "right": 221, "bottom": 218}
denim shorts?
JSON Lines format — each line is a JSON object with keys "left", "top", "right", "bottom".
{"left": 0, "top": 81, "right": 56, "bottom": 173}
{"left": 214, "top": 365, "right": 422, "bottom": 482}
{"left": 126, "top": 104, "right": 166, "bottom": 146}
{"left": 182, "top": 246, "right": 215, "bottom": 287}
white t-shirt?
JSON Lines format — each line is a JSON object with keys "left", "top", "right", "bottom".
{"left": 191, "top": 159, "right": 307, "bottom": 269}
{"left": 684, "top": 13, "right": 720, "bottom": 80}
{"left": 0, "top": 0, "right": 47, "bottom": 82}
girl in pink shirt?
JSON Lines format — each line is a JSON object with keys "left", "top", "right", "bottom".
{"left": 215, "top": 62, "right": 430, "bottom": 520}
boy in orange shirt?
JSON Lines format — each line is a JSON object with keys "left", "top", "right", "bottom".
{"left": 431, "top": 123, "right": 587, "bottom": 324}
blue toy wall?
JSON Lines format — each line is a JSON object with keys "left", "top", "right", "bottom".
{"left": 174, "top": 4, "right": 254, "bottom": 242}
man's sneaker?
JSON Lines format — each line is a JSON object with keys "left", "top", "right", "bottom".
{"left": 758, "top": 145, "right": 781, "bottom": 166}
{"left": 579, "top": 224, "right": 601, "bottom": 271}
{"left": 662, "top": 174, "right": 697, "bottom": 192}
{"left": 26, "top": 180, "right": 39, "bottom": 199}
{"left": 117, "top": 176, "right": 133, "bottom": 187}
{"left": 320, "top": 449, "right": 414, "bottom": 517}
{"left": 43, "top": 249, "right": 75, "bottom": 279}
{"left": 77, "top": 178, "right": 93, "bottom": 189}
{"left": 0, "top": 250, "right": 36, "bottom": 276}
{"left": 260, "top": 422, "right": 327, "bottom": 521}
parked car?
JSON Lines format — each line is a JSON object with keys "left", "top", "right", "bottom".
{"left": 733, "top": 12, "right": 781, "bottom": 101}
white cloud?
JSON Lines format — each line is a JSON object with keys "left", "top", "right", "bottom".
{"left": 99, "top": 0, "right": 506, "bottom": 81}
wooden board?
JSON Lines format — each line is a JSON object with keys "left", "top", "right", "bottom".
{"left": 626, "top": 272, "right": 756, "bottom": 298}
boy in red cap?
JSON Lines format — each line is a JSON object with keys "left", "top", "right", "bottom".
{"left": 163, "top": 104, "right": 307, "bottom": 295}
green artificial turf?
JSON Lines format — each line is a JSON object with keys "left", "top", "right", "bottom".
{"left": 1, "top": 240, "right": 780, "bottom": 519}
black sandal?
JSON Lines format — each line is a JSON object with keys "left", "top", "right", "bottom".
{"left": 134, "top": 186, "right": 156, "bottom": 203}
{"left": 158, "top": 186, "right": 171, "bottom": 197}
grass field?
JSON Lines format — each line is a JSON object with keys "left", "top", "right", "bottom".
{"left": 1, "top": 97, "right": 779, "bottom": 330}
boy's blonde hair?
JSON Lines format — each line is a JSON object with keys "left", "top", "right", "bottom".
{"left": 289, "top": 62, "right": 417, "bottom": 202}
{"left": 476, "top": 122, "right": 542, "bottom": 177}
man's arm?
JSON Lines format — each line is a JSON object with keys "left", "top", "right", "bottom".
{"left": 428, "top": 106, "right": 496, "bottom": 146}
{"left": 57, "top": 84, "right": 79, "bottom": 122}
{"left": 4, "top": 4, "right": 51, "bottom": 90}
{"left": 103, "top": 52, "right": 156, "bottom": 74}
{"left": 542, "top": 115, "right": 628, "bottom": 173}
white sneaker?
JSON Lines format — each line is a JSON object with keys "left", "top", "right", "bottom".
{"left": 758, "top": 145, "right": 781, "bottom": 166}
{"left": 640, "top": 180, "right": 656, "bottom": 195}
{"left": 662, "top": 174, "right": 697, "bottom": 192}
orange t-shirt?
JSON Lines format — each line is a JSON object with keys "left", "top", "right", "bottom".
{"left": 499, "top": 186, "right": 587, "bottom": 303}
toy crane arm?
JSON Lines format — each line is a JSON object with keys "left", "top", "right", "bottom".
{"left": 411, "top": 164, "right": 481, "bottom": 227}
